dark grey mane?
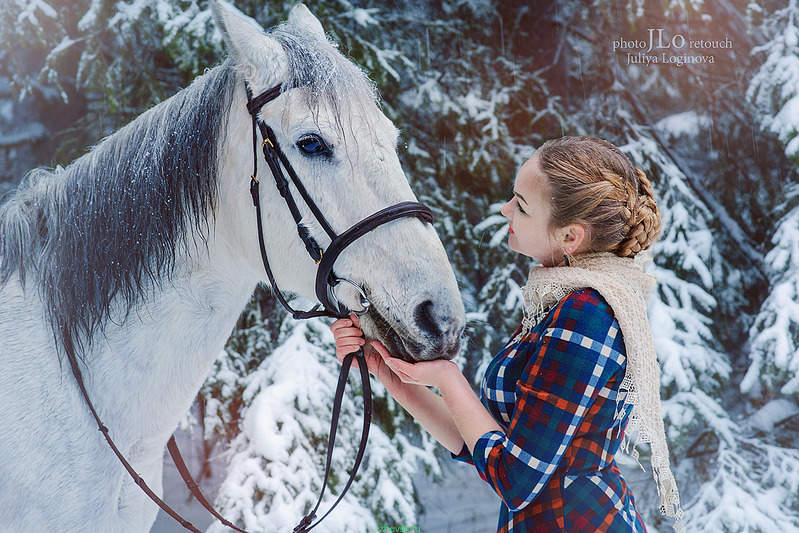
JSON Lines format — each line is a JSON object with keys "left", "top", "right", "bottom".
{"left": 0, "top": 20, "right": 381, "bottom": 360}
{"left": 0, "top": 60, "right": 236, "bottom": 358}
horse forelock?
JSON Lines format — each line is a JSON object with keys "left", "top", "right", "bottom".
{"left": 0, "top": 60, "right": 236, "bottom": 359}
{"left": 270, "top": 23, "right": 381, "bottom": 146}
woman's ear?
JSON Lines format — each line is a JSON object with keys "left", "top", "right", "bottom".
{"left": 555, "top": 223, "right": 588, "bottom": 255}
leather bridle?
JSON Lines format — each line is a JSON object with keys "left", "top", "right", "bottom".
{"left": 65, "top": 80, "right": 435, "bottom": 533}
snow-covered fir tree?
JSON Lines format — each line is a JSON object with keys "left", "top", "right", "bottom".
{"left": 3, "top": 1, "right": 799, "bottom": 532}
{"left": 746, "top": 0, "right": 799, "bottom": 397}
{"left": 196, "top": 289, "right": 438, "bottom": 532}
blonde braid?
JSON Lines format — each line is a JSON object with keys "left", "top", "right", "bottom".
{"left": 602, "top": 168, "right": 638, "bottom": 228}
{"left": 615, "top": 168, "right": 662, "bottom": 257}
{"left": 537, "top": 136, "right": 663, "bottom": 260}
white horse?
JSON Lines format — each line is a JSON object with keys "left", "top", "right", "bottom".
{"left": 0, "top": 2, "right": 465, "bottom": 532}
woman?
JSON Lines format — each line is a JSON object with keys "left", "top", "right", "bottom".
{"left": 331, "top": 136, "right": 684, "bottom": 532}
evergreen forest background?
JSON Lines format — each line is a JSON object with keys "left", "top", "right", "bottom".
{"left": 2, "top": 0, "right": 799, "bottom": 531}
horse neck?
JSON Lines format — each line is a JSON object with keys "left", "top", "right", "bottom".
{"left": 88, "top": 107, "right": 262, "bottom": 445}
{"left": 88, "top": 245, "right": 256, "bottom": 446}
{"left": 87, "top": 83, "right": 321, "bottom": 446}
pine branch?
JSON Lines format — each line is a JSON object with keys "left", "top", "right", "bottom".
{"left": 621, "top": 85, "right": 768, "bottom": 282}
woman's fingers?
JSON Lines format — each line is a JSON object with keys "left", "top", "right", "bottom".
{"left": 331, "top": 319, "right": 359, "bottom": 335}
{"left": 331, "top": 318, "right": 362, "bottom": 335}
{"left": 330, "top": 318, "right": 350, "bottom": 332}
{"left": 331, "top": 314, "right": 364, "bottom": 334}
{"left": 332, "top": 315, "right": 396, "bottom": 382}
{"left": 335, "top": 337, "right": 364, "bottom": 351}
{"left": 335, "top": 337, "right": 365, "bottom": 359}
{"left": 369, "top": 340, "right": 392, "bottom": 359}
{"left": 333, "top": 327, "right": 365, "bottom": 343}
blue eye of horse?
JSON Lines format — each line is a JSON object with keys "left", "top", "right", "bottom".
{"left": 297, "top": 134, "right": 331, "bottom": 156}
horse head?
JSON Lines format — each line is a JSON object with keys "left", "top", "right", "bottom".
{"left": 211, "top": 1, "right": 466, "bottom": 362}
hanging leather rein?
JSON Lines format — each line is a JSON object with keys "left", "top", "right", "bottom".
{"left": 64, "top": 81, "right": 435, "bottom": 533}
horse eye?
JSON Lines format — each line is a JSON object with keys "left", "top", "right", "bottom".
{"left": 296, "top": 134, "right": 331, "bottom": 156}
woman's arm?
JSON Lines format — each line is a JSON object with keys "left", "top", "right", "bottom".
{"left": 363, "top": 341, "right": 499, "bottom": 456}
{"left": 436, "top": 370, "right": 504, "bottom": 454}
{"left": 389, "top": 381, "right": 468, "bottom": 455}
{"left": 375, "top": 349, "right": 505, "bottom": 456}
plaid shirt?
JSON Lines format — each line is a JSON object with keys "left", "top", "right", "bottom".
{"left": 452, "top": 288, "right": 648, "bottom": 532}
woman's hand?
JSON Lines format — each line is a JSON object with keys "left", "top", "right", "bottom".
{"left": 381, "top": 355, "right": 460, "bottom": 390}
{"left": 330, "top": 313, "right": 406, "bottom": 397}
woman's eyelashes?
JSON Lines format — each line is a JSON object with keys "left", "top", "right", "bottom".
{"left": 508, "top": 191, "right": 527, "bottom": 215}
{"left": 513, "top": 197, "right": 527, "bottom": 215}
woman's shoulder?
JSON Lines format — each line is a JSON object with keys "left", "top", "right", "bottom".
{"left": 541, "top": 287, "right": 626, "bottom": 358}
{"left": 551, "top": 287, "right": 615, "bottom": 322}
{"left": 513, "top": 286, "right": 628, "bottom": 398}
{"left": 510, "top": 287, "right": 619, "bottom": 347}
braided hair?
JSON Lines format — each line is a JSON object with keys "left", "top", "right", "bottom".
{"left": 535, "top": 136, "right": 662, "bottom": 258}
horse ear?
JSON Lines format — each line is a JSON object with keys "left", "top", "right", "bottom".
{"left": 211, "top": 0, "right": 284, "bottom": 74}
{"left": 287, "top": 3, "right": 326, "bottom": 40}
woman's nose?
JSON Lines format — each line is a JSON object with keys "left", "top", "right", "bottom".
{"left": 500, "top": 200, "right": 511, "bottom": 217}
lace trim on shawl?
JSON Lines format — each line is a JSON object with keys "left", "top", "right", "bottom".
{"left": 520, "top": 282, "right": 567, "bottom": 336}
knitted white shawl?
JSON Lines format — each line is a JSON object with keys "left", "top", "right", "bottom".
{"left": 520, "top": 251, "right": 684, "bottom": 532}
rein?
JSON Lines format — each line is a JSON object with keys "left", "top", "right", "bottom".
{"left": 65, "top": 80, "right": 434, "bottom": 532}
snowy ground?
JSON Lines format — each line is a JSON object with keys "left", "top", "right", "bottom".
{"left": 413, "top": 458, "right": 499, "bottom": 533}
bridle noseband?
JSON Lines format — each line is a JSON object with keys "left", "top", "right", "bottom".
{"left": 66, "top": 80, "right": 436, "bottom": 533}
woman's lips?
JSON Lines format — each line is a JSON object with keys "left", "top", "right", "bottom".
{"left": 509, "top": 226, "right": 515, "bottom": 235}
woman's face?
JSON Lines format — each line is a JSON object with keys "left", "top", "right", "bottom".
{"left": 500, "top": 154, "right": 566, "bottom": 267}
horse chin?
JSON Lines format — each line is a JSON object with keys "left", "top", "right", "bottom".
{"left": 365, "top": 306, "right": 421, "bottom": 363}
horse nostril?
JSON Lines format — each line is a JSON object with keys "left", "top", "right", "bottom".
{"left": 414, "top": 299, "right": 441, "bottom": 338}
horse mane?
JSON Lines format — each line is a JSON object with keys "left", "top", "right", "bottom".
{"left": 0, "top": 60, "right": 236, "bottom": 359}
{"left": 0, "top": 20, "right": 381, "bottom": 361}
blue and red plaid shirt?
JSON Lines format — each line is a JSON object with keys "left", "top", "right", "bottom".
{"left": 452, "top": 288, "right": 648, "bottom": 532}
